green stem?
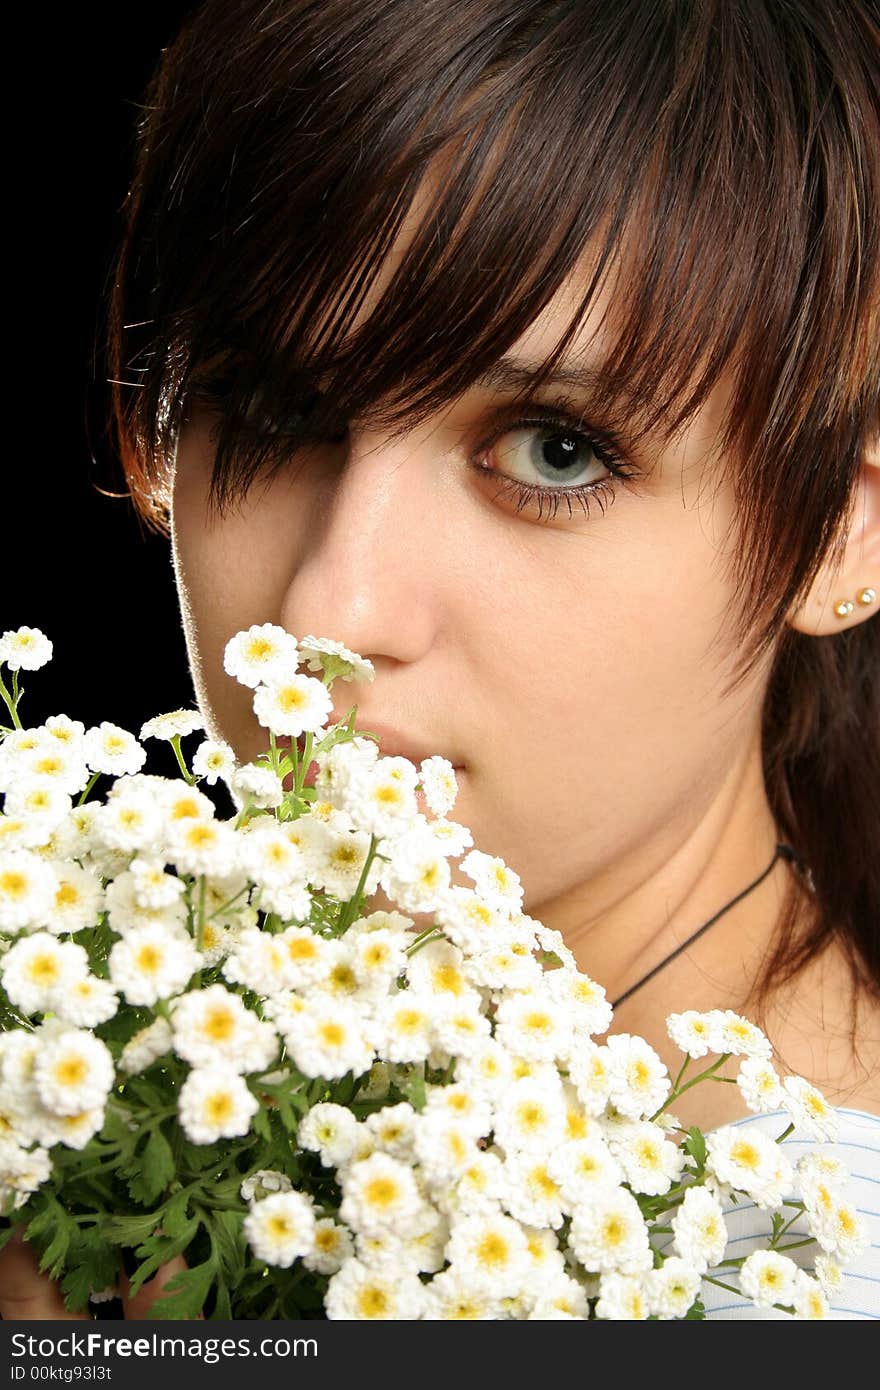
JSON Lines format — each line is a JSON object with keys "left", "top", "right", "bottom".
{"left": 704, "top": 1275, "right": 742, "bottom": 1296}
{"left": 651, "top": 1053, "right": 734, "bottom": 1121}
{"left": 170, "top": 735, "right": 197, "bottom": 785}
{"left": 0, "top": 672, "right": 22, "bottom": 730}
{"left": 77, "top": 770, "right": 103, "bottom": 805}
{"left": 335, "top": 834, "right": 380, "bottom": 935}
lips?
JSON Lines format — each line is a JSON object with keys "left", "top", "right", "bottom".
{"left": 328, "top": 720, "right": 463, "bottom": 770}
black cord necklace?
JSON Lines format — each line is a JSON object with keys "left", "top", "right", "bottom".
{"left": 610, "top": 842, "right": 803, "bottom": 1011}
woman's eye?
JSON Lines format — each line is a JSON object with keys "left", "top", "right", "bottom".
{"left": 479, "top": 423, "right": 613, "bottom": 491}
{"left": 470, "top": 413, "right": 633, "bottom": 523}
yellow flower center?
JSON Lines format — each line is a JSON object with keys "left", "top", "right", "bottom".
{"left": 54, "top": 1056, "right": 88, "bottom": 1087}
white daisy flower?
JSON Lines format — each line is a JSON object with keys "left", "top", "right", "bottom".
{"left": 237, "top": 819, "right": 307, "bottom": 889}
{"left": 604, "top": 1033, "right": 671, "bottom": 1120}
{"left": 170, "top": 984, "right": 278, "bottom": 1073}
{"left": 666, "top": 1009, "right": 723, "bottom": 1059}
{"left": 229, "top": 762, "right": 284, "bottom": 810}
{"left": 243, "top": 1188, "right": 317, "bottom": 1268}
{"left": 54, "top": 975, "right": 119, "bottom": 1028}
{"left": 501, "top": 1152, "right": 567, "bottom": 1229}
{"left": 127, "top": 858, "right": 186, "bottom": 911}
{"left": 813, "top": 1253, "right": 845, "bottom": 1300}
{"left": 165, "top": 816, "right": 239, "bottom": 878}
{"left": 566, "top": 1039, "right": 615, "bottom": 1116}
{"left": 453, "top": 1039, "right": 514, "bottom": 1103}
{"left": 669, "top": 1185, "right": 728, "bottom": 1272}
{"left": 492, "top": 1076, "right": 567, "bottom": 1156}
{"left": 33, "top": 1030, "right": 114, "bottom": 1116}
{"left": 377, "top": 824, "right": 453, "bottom": 914}
{"left": 295, "top": 635, "right": 374, "bottom": 684}
{"left": 103, "top": 871, "right": 188, "bottom": 936}
{"left": 239, "top": 1166, "right": 289, "bottom": 1201}
{"left": 82, "top": 722, "right": 146, "bottom": 777}
{"left": 362, "top": 1102, "right": 417, "bottom": 1160}
{"left": 445, "top": 1211, "right": 532, "bottom": 1297}
{"left": 41, "top": 714, "right": 86, "bottom": 753}
{"left": 43, "top": 862, "right": 104, "bottom": 936}
{"left": 412, "top": 1112, "right": 482, "bottom": 1187}
{"left": 781, "top": 1074, "right": 839, "bottom": 1140}
{"left": 431, "top": 884, "right": 507, "bottom": 955}
{"left": 737, "top": 1055, "right": 784, "bottom": 1113}
{"left": 0, "top": 849, "right": 58, "bottom": 932}
{"left": 645, "top": 1257, "right": 702, "bottom": 1319}
{"left": 616, "top": 1121, "right": 685, "bottom": 1196}
{"left": 430, "top": 995, "right": 492, "bottom": 1058}
{"left": 706, "top": 1126, "right": 793, "bottom": 1208}
{"left": 431, "top": 1149, "right": 506, "bottom": 1220}
{"left": 178, "top": 1067, "right": 259, "bottom": 1144}
{"left": 282, "top": 997, "right": 374, "bottom": 1080}
{"left": 547, "top": 1136, "right": 623, "bottom": 1206}
{"left": 595, "top": 1271, "right": 649, "bottom": 1320}
{"left": 807, "top": 1195, "right": 869, "bottom": 1262}
{"left": 493, "top": 987, "right": 574, "bottom": 1064}
{"left": 463, "top": 938, "right": 543, "bottom": 995}
{"left": 95, "top": 785, "right": 165, "bottom": 855}
{"left": 139, "top": 710, "right": 205, "bottom": 742}
{"left": 302, "top": 1218, "right": 354, "bottom": 1276}
{"left": 108, "top": 923, "right": 202, "bottom": 1006}
{"left": 792, "top": 1272, "right": 830, "bottom": 1319}
{"left": 14, "top": 738, "right": 89, "bottom": 797}
{"left": 339, "top": 1151, "right": 426, "bottom": 1238}
{"left": 297, "top": 1102, "right": 361, "bottom": 1168}
{"left": 794, "top": 1151, "right": 849, "bottom": 1200}
{"left": 458, "top": 848, "right": 524, "bottom": 914}
{"left": 421, "top": 1266, "right": 502, "bottom": 1320}
{"left": 324, "top": 1256, "right": 427, "bottom": 1320}
{"left": 253, "top": 673, "right": 333, "bottom": 739}
{"left": 118, "top": 1017, "right": 173, "bottom": 1075}
{"left": 0, "top": 1139, "right": 52, "bottom": 1209}
{"left": 0, "top": 626, "right": 53, "bottom": 671}
{"left": 423, "top": 816, "right": 473, "bottom": 857}
{"left": 568, "top": 1187, "right": 653, "bottom": 1276}
{"left": 416, "top": 756, "right": 459, "bottom": 817}
{"left": 3, "top": 782, "right": 72, "bottom": 830}
{"left": 528, "top": 1276, "right": 590, "bottom": 1321}
{"left": 223, "top": 624, "right": 300, "bottom": 689}
{"left": 191, "top": 738, "right": 236, "bottom": 786}
{"left": 0, "top": 933, "right": 89, "bottom": 1013}
{"left": 156, "top": 780, "right": 218, "bottom": 824}
{"left": 0, "top": 813, "right": 52, "bottom": 852}
{"left": 716, "top": 1010, "right": 773, "bottom": 1059}
{"left": 309, "top": 823, "right": 383, "bottom": 902}
{"left": 545, "top": 969, "right": 613, "bottom": 1036}
{"left": 739, "top": 1250, "right": 800, "bottom": 1308}
{"left": 343, "top": 756, "right": 420, "bottom": 839}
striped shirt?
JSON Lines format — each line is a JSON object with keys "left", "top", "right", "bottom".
{"left": 698, "top": 1107, "right": 880, "bottom": 1319}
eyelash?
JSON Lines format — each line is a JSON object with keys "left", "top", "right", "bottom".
{"left": 471, "top": 397, "right": 636, "bottom": 522}
{"left": 188, "top": 373, "right": 636, "bottom": 523}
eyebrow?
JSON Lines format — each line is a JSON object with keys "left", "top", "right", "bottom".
{"left": 473, "top": 356, "right": 618, "bottom": 403}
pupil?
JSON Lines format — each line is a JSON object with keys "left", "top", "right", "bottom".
{"left": 539, "top": 432, "right": 585, "bottom": 480}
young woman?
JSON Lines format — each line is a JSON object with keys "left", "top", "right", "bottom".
{"left": 2, "top": 0, "right": 878, "bottom": 1318}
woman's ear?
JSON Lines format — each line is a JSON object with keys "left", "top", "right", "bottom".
{"left": 787, "top": 435, "right": 880, "bottom": 636}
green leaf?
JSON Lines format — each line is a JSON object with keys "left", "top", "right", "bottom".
{"left": 128, "top": 1216, "right": 200, "bottom": 1295}
{"left": 27, "top": 1197, "right": 79, "bottom": 1281}
{"left": 683, "top": 1126, "right": 707, "bottom": 1168}
{"left": 402, "top": 1067, "right": 427, "bottom": 1112}
{"left": 207, "top": 1209, "right": 246, "bottom": 1284}
{"left": 127, "top": 1126, "right": 175, "bottom": 1205}
{"left": 103, "top": 1210, "right": 164, "bottom": 1247}
{"left": 60, "top": 1237, "right": 120, "bottom": 1315}
{"left": 146, "top": 1257, "right": 215, "bottom": 1320}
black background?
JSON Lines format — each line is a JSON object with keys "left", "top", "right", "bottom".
{"left": 6, "top": 7, "right": 198, "bottom": 744}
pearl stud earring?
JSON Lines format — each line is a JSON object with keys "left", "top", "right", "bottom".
{"left": 833, "top": 588, "right": 876, "bottom": 618}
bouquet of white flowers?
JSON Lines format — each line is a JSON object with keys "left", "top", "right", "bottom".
{"left": 0, "top": 624, "right": 866, "bottom": 1319}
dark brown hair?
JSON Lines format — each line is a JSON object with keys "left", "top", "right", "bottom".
{"left": 106, "top": 0, "right": 880, "bottom": 1015}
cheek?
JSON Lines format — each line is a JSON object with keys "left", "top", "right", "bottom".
{"left": 470, "top": 499, "right": 757, "bottom": 892}
{"left": 171, "top": 464, "right": 310, "bottom": 756}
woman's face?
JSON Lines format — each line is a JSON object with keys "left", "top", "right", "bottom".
{"left": 170, "top": 223, "right": 774, "bottom": 929}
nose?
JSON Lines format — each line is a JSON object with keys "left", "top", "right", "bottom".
{"left": 278, "top": 425, "right": 450, "bottom": 688}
